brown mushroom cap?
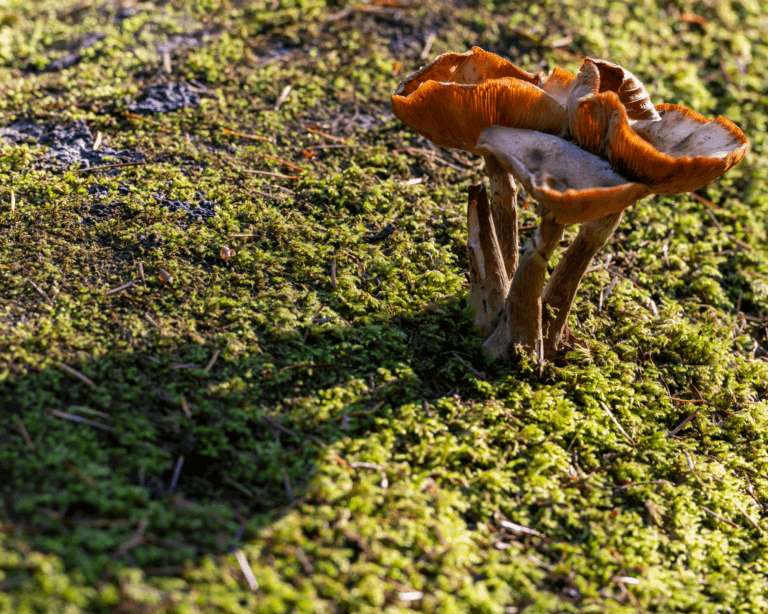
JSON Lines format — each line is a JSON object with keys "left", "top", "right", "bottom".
{"left": 476, "top": 126, "right": 650, "bottom": 224}
{"left": 391, "top": 47, "right": 568, "bottom": 151}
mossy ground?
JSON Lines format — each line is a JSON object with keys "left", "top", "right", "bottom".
{"left": 1, "top": 0, "right": 768, "bottom": 612}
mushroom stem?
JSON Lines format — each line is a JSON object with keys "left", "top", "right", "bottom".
{"left": 467, "top": 184, "right": 510, "bottom": 339}
{"left": 483, "top": 154, "right": 518, "bottom": 280}
{"left": 484, "top": 208, "right": 564, "bottom": 358}
{"left": 541, "top": 212, "right": 624, "bottom": 358}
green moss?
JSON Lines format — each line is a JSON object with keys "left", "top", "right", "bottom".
{"left": 1, "top": 0, "right": 768, "bottom": 612}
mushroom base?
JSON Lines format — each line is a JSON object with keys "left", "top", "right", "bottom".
{"left": 467, "top": 183, "right": 618, "bottom": 361}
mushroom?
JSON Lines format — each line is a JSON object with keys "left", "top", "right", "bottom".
{"left": 392, "top": 48, "right": 748, "bottom": 359}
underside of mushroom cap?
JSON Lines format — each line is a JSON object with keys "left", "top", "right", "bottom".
{"left": 392, "top": 77, "right": 568, "bottom": 151}
{"left": 476, "top": 126, "right": 649, "bottom": 224}
{"left": 570, "top": 90, "right": 748, "bottom": 193}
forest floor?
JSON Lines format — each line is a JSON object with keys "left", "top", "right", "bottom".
{"left": 1, "top": 1, "right": 768, "bottom": 612}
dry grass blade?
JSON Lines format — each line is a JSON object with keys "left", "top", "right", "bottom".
{"left": 420, "top": 32, "right": 436, "bottom": 59}
{"left": 690, "top": 192, "right": 721, "bottom": 211}
{"left": 243, "top": 169, "right": 300, "bottom": 180}
{"left": 122, "top": 112, "right": 172, "bottom": 132}
{"left": 169, "top": 455, "right": 185, "bottom": 492}
{"left": 105, "top": 279, "right": 140, "bottom": 295}
{"left": 254, "top": 190, "right": 282, "bottom": 201}
{"left": 281, "top": 468, "right": 295, "bottom": 501}
{"left": 256, "top": 153, "right": 304, "bottom": 172}
{"left": 497, "top": 518, "right": 547, "bottom": 539}
{"left": 110, "top": 516, "right": 148, "bottom": 561}
{"left": 617, "top": 480, "right": 673, "bottom": 490}
{"left": 180, "top": 395, "right": 192, "bottom": 418}
{"left": 308, "top": 126, "right": 348, "bottom": 143}
{"left": 138, "top": 262, "right": 146, "bottom": 287}
{"left": 275, "top": 85, "right": 292, "bottom": 111}
{"left": 15, "top": 417, "right": 35, "bottom": 452}
{"left": 27, "top": 279, "right": 52, "bottom": 304}
{"left": 50, "top": 410, "right": 114, "bottom": 432}
{"left": 234, "top": 549, "right": 259, "bottom": 592}
{"left": 222, "top": 128, "right": 271, "bottom": 142}
{"left": 330, "top": 257, "right": 337, "bottom": 288}
{"left": 72, "top": 161, "right": 147, "bottom": 173}
{"left": 59, "top": 364, "right": 96, "bottom": 387}
{"left": 705, "top": 208, "right": 752, "bottom": 250}
{"left": 733, "top": 501, "right": 763, "bottom": 533}
{"left": 62, "top": 460, "right": 98, "bottom": 489}
{"left": 599, "top": 400, "right": 635, "bottom": 445}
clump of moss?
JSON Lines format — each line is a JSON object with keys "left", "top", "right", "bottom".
{"left": 1, "top": 1, "right": 768, "bottom": 612}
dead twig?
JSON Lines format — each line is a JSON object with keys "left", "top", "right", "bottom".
{"left": 699, "top": 504, "right": 739, "bottom": 529}
{"left": 204, "top": 349, "right": 221, "bottom": 373}
{"left": 59, "top": 364, "right": 95, "bottom": 387}
{"left": 254, "top": 190, "right": 282, "bottom": 202}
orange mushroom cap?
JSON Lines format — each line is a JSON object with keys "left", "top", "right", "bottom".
{"left": 392, "top": 48, "right": 748, "bottom": 222}
{"left": 391, "top": 47, "right": 571, "bottom": 152}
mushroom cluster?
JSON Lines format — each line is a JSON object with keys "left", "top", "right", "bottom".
{"left": 392, "top": 47, "right": 748, "bottom": 359}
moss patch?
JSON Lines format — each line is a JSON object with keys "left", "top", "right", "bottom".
{"left": 1, "top": 0, "right": 768, "bottom": 612}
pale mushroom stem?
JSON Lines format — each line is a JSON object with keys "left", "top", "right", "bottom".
{"left": 484, "top": 209, "right": 565, "bottom": 358}
{"left": 483, "top": 154, "right": 518, "bottom": 280}
{"left": 541, "top": 212, "right": 624, "bottom": 358}
{"left": 467, "top": 184, "right": 510, "bottom": 339}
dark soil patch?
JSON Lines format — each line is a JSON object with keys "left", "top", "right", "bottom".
{"left": 128, "top": 82, "right": 203, "bottom": 114}
{"left": 152, "top": 192, "right": 218, "bottom": 222}
{"left": 43, "top": 32, "right": 106, "bottom": 72}
{"left": 1, "top": 119, "right": 144, "bottom": 169}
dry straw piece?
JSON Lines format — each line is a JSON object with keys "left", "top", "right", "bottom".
{"left": 392, "top": 47, "right": 748, "bottom": 359}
